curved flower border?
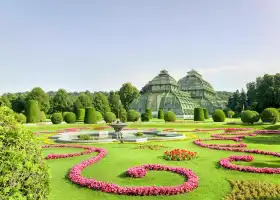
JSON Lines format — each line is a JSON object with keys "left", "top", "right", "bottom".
{"left": 42, "top": 144, "right": 199, "bottom": 196}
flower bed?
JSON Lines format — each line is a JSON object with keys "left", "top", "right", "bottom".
{"left": 42, "top": 144, "right": 199, "bottom": 196}
{"left": 254, "top": 130, "right": 280, "bottom": 134}
{"left": 164, "top": 149, "right": 197, "bottom": 161}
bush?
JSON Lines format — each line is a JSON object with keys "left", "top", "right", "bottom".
{"left": 241, "top": 110, "right": 260, "bottom": 124}
{"left": 232, "top": 112, "right": 239, "bottom": 118}
{"left": 15, "top": 113, "right": 27, "bottom": 124}
{"left": 64, "top": 112, "right": 76, "bottom": 123}
{"left": 78, "top": 134, "right": 92, "bottom": 140}
{"left": 127, "top": 109, "right": 139, "bottom": 122}
{"left": 194, "top": 108, "right": 205, "bottom": 121}
{"left": 62, "top": 112, "right": 69, "bottom": 118}
{"left": 120, "top": 108, "right": 127, "bottom": 122}
{"left": 158, "top": 109, "right": 164, "bottom": 119}
{"left": 135, "top": 132, "right": 144, "bottom": 137}
{"left": 0, "top": 106, "right": 49, "bottom": 199}
{"left": 261, "top": 108, "right": 279, "bottom": 124}
{"left": 76, "top": 109, "right": 85, "bottom": 121}
{"left": 164, "top": 111, "right": 176, "bottom": 122}
{"left": 51, "top": 112, "right": 63, "bottom": 124}
{"left": 141, "top": 113, "right": 149, "bottom": 122}
{"left": 104, "top": 112, "right": 116, "bottom": 123}
{"left": 203, "top": 108, "right": 209, "bottom": 119}
{"left": 227, "top": 110, "right": 235, "bottom": 118}
{"left": 84, "top": 107, "right": 98, "bottom": 124}
{"left": 212, "top": 109, "right": 226, "bottom": 122}
{"left": 96, "top": 111, "right": 103, "bottom": 122}
{"left": 145, "top": 108, "right": 152, "bottom": 119}
{"left": 40, "top": 111, "right": 46, "bottom": 122}
{"left": 26, "top": 100, "right": 40, "bottom": 123}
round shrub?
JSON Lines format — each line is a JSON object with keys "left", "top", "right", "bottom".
{"left": 120, "top": 108, "right": 127, "bottom": 122}
{"left": 203, "top": 108, "right": 209, "bottom": 119}
{"left": 212, "top": 109, "right": 226, "bottom": 122}
{"left": 40, "top": 111, "right": 46, "bottom": 122}
{"left": 64, "top": 112, "right": 76, "bottom": 123}
{"left": 127, "top": 109, "right": 139, "bottom": 122}
{"left": 51, "top": 112, "right": 63, "bottom": 124}
{"left": 26, "top": 100, "right": 40, "bottom": 123}
{"left": 141, "top": 113, "right": 149, "bottom": 122}
{"left": 241, "top": 110, "right": 260, "bottom": 124}
{"left": 0, "top": 106, "right": 49, "bottom": 199}
{"left": 252, "top": 111, "right": 260, "bottom": 123}
{"left": 15, "top": 113, "right": 27, "bottom": 124}
{"left": 62, "top": 112, "right": 69, "bottom": 118}
{"left": 84, "top": 107, "right": 98, "bottom": 124}
{"left": 76, "top": 108, "right": 85, "bottom": 122}
{"left": 261, "top": 108, "right": 279, "bottom": 124}
{"left": 104, "top": 112, "right": 116, "bottom": 123}
{"left": 158, "top": 109, "right": 164, "bottom": 119}
{"left": 227, "top": 110, "right": 235, "bottom": 118}
{"left": 96, "top": 111, "right": 103, "bottom": 122}
{"left": 145, "top": 108, "right": 152, "bottom": 119}
{"left": 194, "top": 108, "right": 205, "bottom": 121}
{"left": 164, "top": 111, "right": 176, "bottom": 122}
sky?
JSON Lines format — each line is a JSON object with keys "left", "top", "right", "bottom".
{"left": 0, "top": 0, "right": 280, "bottom": 94}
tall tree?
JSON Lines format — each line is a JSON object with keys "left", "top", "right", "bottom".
{"left": 51, "top": 89, "right": 73, "bottom": 113}
{"left": 239, "top": 89, "right": 248, "bottom": 111}
{"left": 77, "top": 93, "right": 92, "bottom": 108}
{"left": 119, "top": 83, "right": 140, "bottom": 111}
{"left": 26, "top": 87, "right": 50, "bottom": 113}
{"left": 92, "top": 92, "right": 111, "bottom": 116}
{"left": 0, "top": 96, "right": 11, "bottom": 108}
{"left": 246, "top": 82, "right": 256, "bottom": 106}
{"left": 108, "top": 91, "right": 122, "bottom": 117}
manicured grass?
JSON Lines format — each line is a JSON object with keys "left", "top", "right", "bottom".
{"left": 32, "top": 123, "right": 280, "bottom": 200}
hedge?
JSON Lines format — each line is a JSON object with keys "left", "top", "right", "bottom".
{"left": 158, "top": 109, "right": 164, "bottom": 119}
{"left": 212, "top": 109, "right": 226, "bottom": 122}
{"left": 203, "top": 108, "right": 209, "bottom": 119}
{"left": 51, "top": 113, "right": 63, "bottom": 124}
{"left": 15, "top": 113, "right": 27, "bottom": 124}
{"left": 145, "top": 108, "right": 152, "bottom": 119}
{"left": 84, "top": 107, "right": 97, "bottom": 124}
{"left": 64, "top": 112, "right": 76, "bottom": 124}
{"left": 241, "top": 110, "right": 260, "bottom": 124}
{"left": 40, "top": 111, "right": 46, "bottom": 122}
{"left": 76, "top": 109, "right": 85, "bottom": 122}
{"left": 26, "top": 100, "right": 40, "bottom": 123}
{"left": 141, "top": 113, "right": 150, "bottom": 122}
{"left": 194, "top": 108, "right": 205, "bottom": 121}
{"left": 127, "top": 110, "right": 139, "bottom": 122}
{"left": 261, "top": 108, "right": 279, "bottom": 124}
{"left": 120, "top": 108, "right": 127, "bottom": 122}
{"left": 104, "top": 112, "right": 116, "bottom": 123}
{"left": 164, "top": 111, "right": 176, "bottom": 122}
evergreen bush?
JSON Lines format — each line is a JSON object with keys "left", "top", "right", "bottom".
{"left": 40, "top": 111, "right": 46, "bottom": 122}
{"left": 120, "top": 108, "right": 127, "bottom": 122}
{"left": 84, "top": 107, "right": 97, "bottom": 124}
{"left": 141, "top": 113, "right": 150, "bottom": 122}
{"left": 104, "top": 112, "right": 116, "bottom": 123}
{"left": 158, "top": 109, "right": 164, "bottom": 119}
{"left": 0, "top": 106, "right": 49, "bottom": 199}
{"left": 145, "top": 108, "right": 152, "bottom": 119}
{"left": 212, "top": 109, "right": 226, "bottom": 122}
{"left": 62, "top": 112, "right": 69, "bottom": 118}
{"left": 26, "top": 100, "right": 40, "bottom": 123}
{"left": 76, "top": 108, "right": 85, "bottom": 122}
{"left": 64, "top": 112, "right": 76, "bottom": 123}
{"left": 241, "top": 110, "right": 260, "bottom": 124}
{"left": 194, "top": 108, "right": 205, "bottom": 121}
{"left": 203, "top": 108, "right": 209, "bottom": 119}
{"left": 261, "top": 108, "right": 279, "bottom": 124}
{"left": 51, "top": 112, "right": 63, "bottom": 124}
{"left": 164, "top": 111, "right": 176, "bottom": 122}
{"left": 15, "top": 113, "right": 27, "bottom": 124}
{"left": 96, "top": 111, "right": 103, "bottom": 122}
{"left": 127, "top": 109, "right": 139, "bottom": 122}
{"left": 227, "top": 110, "right": 235, "bottom": 118}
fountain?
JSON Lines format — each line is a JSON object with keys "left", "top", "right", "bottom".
{"left": 109, "top": 120, "right": 128, "bottom": 143}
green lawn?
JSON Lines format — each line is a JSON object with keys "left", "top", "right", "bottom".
{"left": 32, "top": 121, "right": 280, "bottom": 200}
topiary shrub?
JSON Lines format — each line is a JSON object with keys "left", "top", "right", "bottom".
{"left": 227, "top": 110, "right": 235, "bottom": 118}
{"left": 64, "top": 112, "right": 76, "bottom": 123}
{"left": 141, "top": 113, "right": 149, "bottom": 122}
{"left": 261, "top": 108, "right": 279, "bottom": 124}
{"left": 84, "top": 107, "right": 98, "bottom": 124}
{"left": 15, "top": 113, "right": 27, "bottom": 124}
{"left": 62, "top": 112, "right": 69, "bottom": 118}
{"left": 241, "top": 110, "right": 260, "bottom": 124}
{"left": 145, "top": 108, "right": 152, "bottom": 119}
{"left": 76, "top": 108, "right": 85, "bottom": 122}
{"left": 26, "top": 100, "right": 40, "bottom": 123}
{"left": 95, "top": 111, "right": 103, "bottom": 122}
{"left": 51, "top": 112, "right": 63, "bottom": 124}
{"left": 164, "top": 111, "right": 176, "bottom": 122}
{"left": 194, "top": 108, "right": 205, "bottom": 121}
{"left": 0, "top": 106, "right": 49, "bottom": 199}
{"left": 40, "top": 111, "right": 46, "bottom": 122}
{"left": 158, "top": 109, "right": 164, "bottom": 119}
{"left": 104, "top": 112, "right": 116, "bottom": 123}
{"left": 212, "top": 109, "right": 226, "bottom": 122}
{"left": 127, "top": 109, "right": 139, "bottom": 122}
{"left": 203, "top": 108, "right": 209, "bottom": 119}
{"left": 120, "top": 108, "right": 127, "bottom": 122}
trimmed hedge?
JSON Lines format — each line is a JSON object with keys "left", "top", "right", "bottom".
{"left": 40, "top": 111, "right": 46, "bottom": 122}
{"left": 15, "top": 113, "right": 27, "bottom": 124}
{"left": 26, "top": 100, "right": 40, "bottom": 123}
{"left": 51, "top": 113, "right": 63, "bottom": 124}
{"left": 164, "top": 111, "right": 176, "bottom": 122}
{"left": 241, "top": 110, "right": 260, "bottom": 124}
{"left": 0, "top": 106, "right": 49, "bottom": 199}
{"left": 104, "top": 112, "right": 116, "bottom": 123}
{"left": 212, "top": 109, "right": 226, "bottom": 122}
{"left": 62, "top": 112, "right": 69, "bottom": 118}
{"left": 64, "top": 112, "right": 76, "bottom": 124}
{"left": 76, "top": 109, "right": 85, "bottom": 122}
{"left": 127, "top": 109, "right": 139, "bottom": 122}
{"left": 145, "top": 108, "right": 152, "bottom": 119}
{"left": 96, "top": 111, "right": 103, "bottom": 122}
{"left": 261, "top": 108, "right": 279, "bottom": 124}
{"left": 203, "top": 108, "right": 209, "bottom": 119}
{"left": 141, "top": 113, "right": 150, "bottom": 122}
{"left": 120, "top": 108, "right": 127, "bottom": 122}
{"left": 158, "top": 109, "right": 164, "bottom": 119}
{"left": 194, "top": 108, "right": 205, "bottom": 121}
{"left": 84, "top": 107, "right": 96, "bottom": 124}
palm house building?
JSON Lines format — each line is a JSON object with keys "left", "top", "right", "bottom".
{"left": 130, "top": 69, "right": 224, "bottom": 119}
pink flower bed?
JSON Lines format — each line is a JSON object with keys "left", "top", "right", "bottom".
{"left": 42, "top": 144, "right": 199, "bottom": 196}
{"left": 254, "top": 130, "right": 280, "bottom": 134}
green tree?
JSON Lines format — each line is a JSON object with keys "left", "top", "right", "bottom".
{"left": 108, "top": 91, "right": 122, "bottom": 117}
{"left": 77, "top": 93, "right": 92, "bottom": 108}
{"left": 119, "top": 83, "right": 140, "bottom": 111}
{"left": 51, "top": 89, "right": 73, "bottom": 112}
{"left": 11, "top": 98, "right": 26, "bottom": 113}
{"left": 26, "top": 87, "right": 50, "bottom": 113}
{"left": 239, "top": 89, "right": 248, "bottom": 111}
{"left": 0, "top": 95, "right": 11, "bottom": 108}
{"left": 92, "top": 92, "right": 111, "bottom": 116}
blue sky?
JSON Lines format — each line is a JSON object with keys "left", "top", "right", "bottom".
{"left": 0, "top": 0, "right": 279, "bottom": 94}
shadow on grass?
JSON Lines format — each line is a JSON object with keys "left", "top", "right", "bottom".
{"left": 265, "top": 124, "right": 280, "bottom": 130}
{"left": 249, "top": 162, "right": 280, "bottom": 168}
{"left": 244, "top": 135, "right": 280, "bottom": 145}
